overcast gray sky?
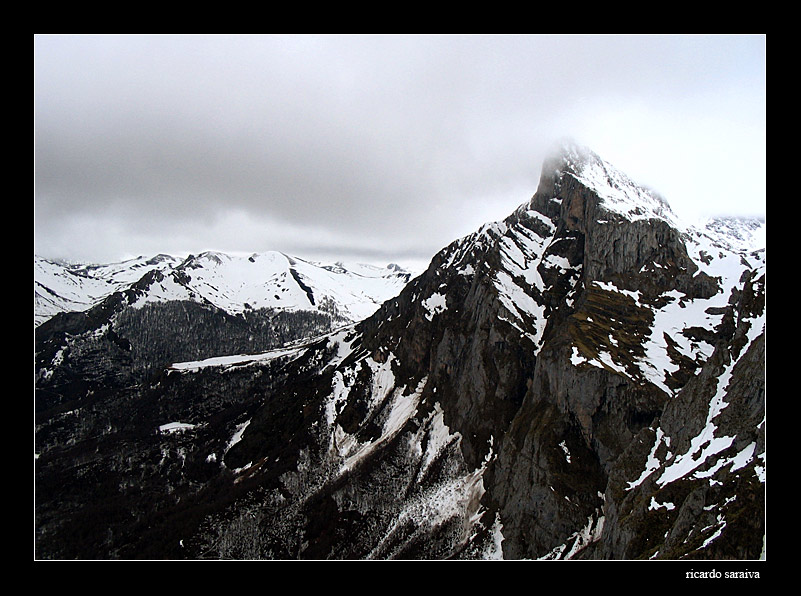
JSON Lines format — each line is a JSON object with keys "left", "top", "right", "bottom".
{"left": 34, "top": 34, "right": 766, "bottom": 269}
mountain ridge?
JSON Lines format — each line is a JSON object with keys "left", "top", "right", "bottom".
{"left": 34, "top": 144, "right": 765, "bottom": 560}
{"left": 35, "top": 250, "right": 414, "bottom": 328}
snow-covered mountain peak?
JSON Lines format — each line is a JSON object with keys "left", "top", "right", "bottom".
{"left": 546, "top": 142, "right": 680, "bottom": 227}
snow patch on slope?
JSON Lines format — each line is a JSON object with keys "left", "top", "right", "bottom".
{"left": 422, "top": 293, "right": 447, "bottom": 321}
{"left": 168, "top": 345, "right": 307, "bottom": 373}
{"left": 657, "top": 310, "right": 765, "bottom": 487}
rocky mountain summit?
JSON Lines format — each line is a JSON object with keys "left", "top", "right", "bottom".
{"left": 34, "top": 144, "right": 765, "bottom": 560}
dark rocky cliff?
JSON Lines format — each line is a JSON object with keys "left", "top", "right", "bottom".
{"left": 34, "top": 145, "right": 765, "bottom": 560}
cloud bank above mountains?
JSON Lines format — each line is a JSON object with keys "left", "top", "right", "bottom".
{"left": 34, "top": 34, "right": 766, "bottom": 268}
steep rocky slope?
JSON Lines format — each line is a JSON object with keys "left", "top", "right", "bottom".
{"left": 34, "top": 144, "right": 765, "bottom": 560}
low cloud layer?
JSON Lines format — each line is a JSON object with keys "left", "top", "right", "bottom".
{"left": 34, "top": 34, "right": 766, "bottom": 267}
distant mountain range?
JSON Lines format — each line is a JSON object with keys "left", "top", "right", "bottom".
{"left": 35, "top": 251, "right": 414, "bottom": 328}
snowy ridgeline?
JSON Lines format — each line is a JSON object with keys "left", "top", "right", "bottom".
{"left": 35, "top": 251, "right": 415, "bottom": 327}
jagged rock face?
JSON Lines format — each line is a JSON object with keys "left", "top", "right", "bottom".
{"left": 34, "top": 145, "right": 765, "bottom": 560}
